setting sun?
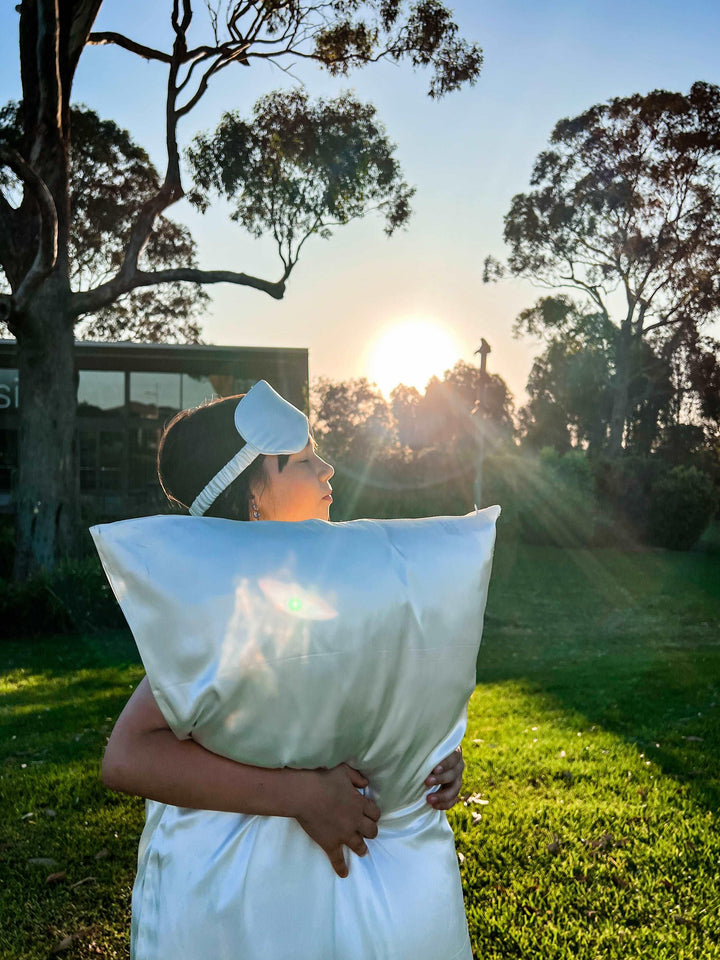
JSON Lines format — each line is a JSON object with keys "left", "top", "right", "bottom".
{"left": 368, "top": 319, "right": 463, "bottom": 396}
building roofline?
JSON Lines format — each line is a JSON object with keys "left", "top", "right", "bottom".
{"left": 0, "top": 338, "right": 307, "bottom": 356}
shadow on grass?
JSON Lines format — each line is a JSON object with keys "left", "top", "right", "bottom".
{"left": 477, "top": 530, "right": 720, "bottom": 812}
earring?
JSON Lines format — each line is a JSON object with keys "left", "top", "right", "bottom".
{"left": 251, "top": 498, "right": 260, "bottom": 520}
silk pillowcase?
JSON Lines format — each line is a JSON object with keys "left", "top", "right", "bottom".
{"left": 90, "top": 508, "right": 500, "bottom": 814}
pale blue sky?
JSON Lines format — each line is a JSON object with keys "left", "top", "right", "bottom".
{"left": 1, "top": 1, "right": 719, "bottom": 403}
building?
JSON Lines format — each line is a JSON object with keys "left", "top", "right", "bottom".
{"left": 0, "top": 340, "right": 308, "bottom": 518}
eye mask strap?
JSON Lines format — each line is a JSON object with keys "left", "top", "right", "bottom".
{"left": 188, "top": 380, "right": 309, "bottom": 517}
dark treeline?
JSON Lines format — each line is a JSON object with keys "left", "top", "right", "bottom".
{"left": 311, "top": 336, "right": 720, "bottom": 551}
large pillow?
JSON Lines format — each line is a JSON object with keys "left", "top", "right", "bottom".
{"left": 90, "top": 508, "right": 500, "bottom": 960}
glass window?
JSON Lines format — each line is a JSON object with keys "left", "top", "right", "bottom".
{"left": 181, "top": 372, "right": 241, "bottom": 409}
{"left": 130, "top": 372, "right": 181, "bottom": 420}
{"left": 0, "top": 428, "right": 17, "bottom": 492}
{"left": 98, "top": 430, "right": 123, "bottom": 491}
{"left": 0, "top": 370, "right": 19, "bottom": 413}
{"left": 79, "top": 429, "right": 97, "bottom": 491}
{"left": 77, "top": 370, "right": 125, "bottom": 417}
{"left": 129, "top": 425, "right": 162, "bottom": 492}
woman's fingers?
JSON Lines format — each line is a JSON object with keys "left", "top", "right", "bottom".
{"left": 330, "top": 848, "right": 349, "bottom": 879}
{"left": 425, "top": 746, "right": 464, "bottom": 809}
{"left": 425, "top": 746, "right": 464, "bottom": 786}
{"left": 345, "top": 764, "right": 369, "bottom": 789}
{"left": 425, "top": 765, "right": 458, "bottom": 786}
{"left": 363, "top": 797, "right": 381, "bottom": 821}
{"left": 350, "top": 834, "right": 369, "bottom": 857}
{"left": 426, "top": 785, "right": 458, "bottom": 809}
{"left": 362, "top": 814, "right": 379, "bottom": 839}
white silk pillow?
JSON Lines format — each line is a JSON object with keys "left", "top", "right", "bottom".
{"left": 91, "top": 508, "right": 500, "bottom": 960}
{"left": 91, "top": 509, "right": 500, "bottom": 814}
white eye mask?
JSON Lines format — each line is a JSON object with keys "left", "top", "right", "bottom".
{"left": 189, "top": 379, "right": 310, "bottom": 516}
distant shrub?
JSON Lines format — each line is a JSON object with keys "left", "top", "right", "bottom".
{"left": 0, "top": 555, "right": 126, "bottom": 641}
{"left": 0, "top": 576, "right": 72, "bottom": 640}
{"left": 329, "top": 449, "right": 474, "bottom": 520}
{"left": 645, "top": 465, "right": 717, "bottom": 550}
{"left": 591, "top": 454, "right": 662, "bottom": 545}
{"left": 482, "top": 448, "right": 597, "bottom": 547}
{"left": 45, "top": 556, "right": 127, "bottom": 633}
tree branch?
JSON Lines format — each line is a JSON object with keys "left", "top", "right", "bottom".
{"left": 0, "top": 147, "right": 58, "bottom": 320}
{"left": 0, "top": 185, "right": 19, "bottom": 275}
{"left": 86, "top": 31, "right": 173, "bottom": 63}
{"left": 71, "top": 266, "right": 289, "bottom": 317}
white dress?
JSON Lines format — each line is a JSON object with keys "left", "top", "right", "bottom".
{"left": 91, "top": 508, "right": 500, "bottom": 960}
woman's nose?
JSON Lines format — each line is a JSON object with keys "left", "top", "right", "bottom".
{"left": 319, "top": 458, "right": 334, "bottom": 481}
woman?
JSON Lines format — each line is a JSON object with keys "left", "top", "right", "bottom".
{"left": 101, "top": 385, "right": 467, "bottom": 934}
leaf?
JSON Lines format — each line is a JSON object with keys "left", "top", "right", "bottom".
{"left": 70, "top": 876, "right": 97, "bottom": 889}
{"left": 27, "top": 857, "right": 57, "bottom": 868}
{"left": 464, "top": 793, "right": 490, "bottom": 805}
{"left": 46, "top": 871, "right": 67, "bottom": 885}
{"left": 50, "top": 935, "right": 75, "bottom": 955}
{"left": 93, "top": 847, "right": 109, "bottom": 860}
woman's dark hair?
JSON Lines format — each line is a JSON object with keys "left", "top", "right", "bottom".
{"left": 157, "top": 394, "right": 289, "bottom": 521}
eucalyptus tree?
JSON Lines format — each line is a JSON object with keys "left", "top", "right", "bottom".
{"left": 0, "top": 1, "right": 482, "bottom": 577}
{"left": 485, "top": 82, "right": 720, "bottom": 457}
{"left": 0, "top": 102, "right": 208, "bottom": 342}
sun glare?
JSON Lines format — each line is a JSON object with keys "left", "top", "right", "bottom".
{"left": 368, "top": 319, "right": 462, "bottom": 396}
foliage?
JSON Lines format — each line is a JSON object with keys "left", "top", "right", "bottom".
{"left": 3, "top": 0, "right": 483, "bottom": 577}
{"left": 493, "top": 82, "right": 720, "bottom": 326}
{"left": 646, "top": 465, "right": 718, "bottom": 550}
{"left": 0, "top": 558, "right": 126, "bottom": 641}
{"left": 482, "top": 448, "right": 598, "bottom": 548}
{"left": 311, "top": 376, "right": 398, "bottom": 465}
{"left": 0, "top": 102, "right": 207, "bottom": 342}
{"left": 419, "top": 361, "right": 516, "bottom": 452}
{"left": 514, "top": 296, "right": 686, "bottom": 457}
{"left": 187, "top": 89, "right": 415, "bottom": 271}
{"left": 487, "top": 82, "right": 720, "bottom": 454}
{"left": 327, "top": 446, "right": 475, "bottom": 521}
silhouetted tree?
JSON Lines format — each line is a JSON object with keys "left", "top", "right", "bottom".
{"left": 486, "top": 83, "right": 720, "bottom": 457}
{"left": 0, "top": 101, "right": 208, "bottom": 342}
{"left": 1, "top": 0, "right": 482, "bottom": 577}
{"left": 311, "top": 377, "right": 397, "bottom": 464}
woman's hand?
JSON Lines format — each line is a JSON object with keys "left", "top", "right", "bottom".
{"left": 294, "top": 763, "right": 381, "bottom": 880}
{"left": 424, "top": 746, "right": 465, "bottom": 810}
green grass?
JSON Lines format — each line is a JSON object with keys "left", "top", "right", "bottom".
{"left": 1, "top": 528, "right": 719, "bottom": 958}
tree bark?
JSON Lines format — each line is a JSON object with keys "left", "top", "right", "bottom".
{"left": 608, "top": 316, "right": 634, "bottom": 457}
{"left": 13, "top": 279, "right": 80, "bottom": 580}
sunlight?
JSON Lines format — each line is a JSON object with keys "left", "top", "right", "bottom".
{"left": 368, "top": 319, "right": 462, "bottom": 396}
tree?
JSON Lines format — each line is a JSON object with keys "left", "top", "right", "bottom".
{"left": 311, "top": 376, "right": 397, "bottom": 464}
{"left": 1, "top": 0, "right": 482, "bottom": 578}
{"left": 0, "top": 101, "right": 208, "bottom": 342}
{"left": 417, "top": 362, "right": 515, "bottom": 452}
{"left": 485, "top": 82, "right": 720, "bottom": 457}
{"left": 389, "top": 383, "right": 422, "bottom": 448}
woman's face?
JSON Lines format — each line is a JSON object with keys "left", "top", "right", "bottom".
{"left": 252, "top": 439, "right": 334, "bottom": 522}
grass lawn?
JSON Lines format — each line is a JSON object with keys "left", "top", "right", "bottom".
{"left": 1, "top": 527, "right": 719, "bottom": 959}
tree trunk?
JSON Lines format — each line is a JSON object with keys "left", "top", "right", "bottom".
{"left": 608, "top": 317, "right": 634, "bottom": 457}
{"left": 13, "top": 278, "right": 80, "bottom": 580}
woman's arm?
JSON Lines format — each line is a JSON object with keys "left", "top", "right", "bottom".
{"left": 102, "top": 676, "right": 380, "bottom": 878}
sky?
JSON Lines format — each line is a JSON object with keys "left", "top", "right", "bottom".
{"left": 1, "top": 0, "right": 720, "bottom": 406}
